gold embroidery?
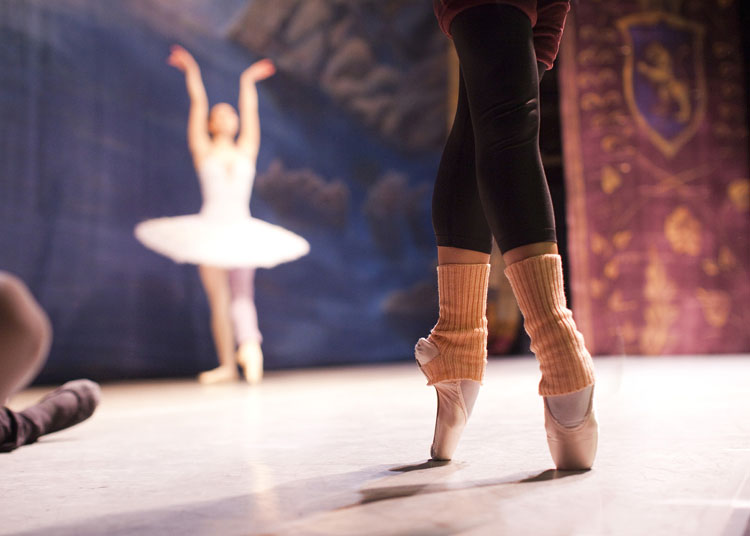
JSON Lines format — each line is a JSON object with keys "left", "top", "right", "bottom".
{"left": 702, "top": 247, "right": 737, "bottom": 276}
{"left": 701, "top": 259, "right": 719, "bottom": 276}
{"left": 718, "top": 103, "right": 742, "bottom": 119}
{"left": 581, "top": 92, "right": 606, "bottom": 111}
{"left": 591, "top": 233, "right": 609, "bottom": 255}
{"left": 718, "top": 246, "right": 737, "bottom": 270}
{"left": 620, "top": 321, "right": 638, "bottom": 344}
{"left": 713, "top": 124, "right": 733, "bottom": 138}
{"left": 604, "top": 259, "right": 620, "bottom": 279}
{"left": 580, "top": 26, "right": 618, "bottom": 43}
{"left": 591, "top": 279, "right": 606, "bottom": 299}
{"left": 728, "top": 179, "right": 749, "bottom": 212}
{"left": 719, "top": 62, "right": 741, "bottom": 78}
{"left": 577, "top": 69, "right": 617, "bottom": 89}
{"left": 578, "top": 48, "right": 617, "bottom": 66}
{"left": 696, "top": 288, "right": 731, "bottom": 328}
{"left": 601, "top": 165, "right": 622, "bottom": 194}
{"left": 640, "top": 249, "right": 678, "bottom": 354}
{"left": 712, "top": 42, "right": 733, "bottom": 59}
{"left": 637, "top": 0, "right": 686, "bottom": 11}
{"left": 613, "top": 231, "right": 633, "bottom": 249}
{"left": 591, "top": 112, "right": 630, "bottom": 128}
{"left": 601, "top": 135, "right": 625, "bottom": 152}
{"left": 608, "top": 290, "right": 636, "bottom": 312}
{"left": 720, "top": 84, "right": 743, "bottom": 99}
{"left": 664, "top": 206, "right": 702, "bottom": 255}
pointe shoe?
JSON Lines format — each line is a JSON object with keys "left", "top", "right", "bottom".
{"left": 237, "top": 342, "right": 263, "bottom": 384}
{"left": 543, "top": 390, "right": 598, "bottom": 470}
{"left": 198, "top": 365, "right": 239, "bottom": 385}
{"left": 431, "top": 379, "right": 480, "bottom": 460}
{"left": 415, "top": 338, "right": 480, "bottom": 461}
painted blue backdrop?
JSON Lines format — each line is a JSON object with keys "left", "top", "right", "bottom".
{"left": 0, "top": 0, "right": 447, "bottom": 382}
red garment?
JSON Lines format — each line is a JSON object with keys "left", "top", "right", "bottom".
{"left": 433, "top": 0, "right": 570, "bottom": 69}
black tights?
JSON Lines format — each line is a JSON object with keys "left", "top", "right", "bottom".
{"left": 0, "top": 406, "right": 44, "bottom": 452}
{"left": 432, "top": 4, "right": 556, "bottom": 254}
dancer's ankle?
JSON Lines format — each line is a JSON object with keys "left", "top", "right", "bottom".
{"left": 545, "top": 385, "right": 593, "bottom": 428}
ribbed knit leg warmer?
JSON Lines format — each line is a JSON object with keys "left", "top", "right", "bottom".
{"left": 417, "top": 264, "right": 490, "bottom": 385}
{"left": 504, "top": 254, "right": 595, "bottom": 396}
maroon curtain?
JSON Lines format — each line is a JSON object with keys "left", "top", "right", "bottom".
{"left": 559, "top": 1, "right": 750, "bottom": 355}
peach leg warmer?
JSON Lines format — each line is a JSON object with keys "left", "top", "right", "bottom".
{"left": 504, "top": 254, "right": 595, "bottom": 396}
{"left": 419, "top": 264, "right": 490, "bottom": 385}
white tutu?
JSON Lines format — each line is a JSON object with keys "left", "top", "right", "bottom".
{"left": 135, "top": 154, "right": 310, "bottom": 269}
{"left": 135, "top": 215, "right": 310, "bottom": 269}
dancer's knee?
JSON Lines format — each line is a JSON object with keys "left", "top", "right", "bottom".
{"left": 476, "top": 97, "right": 539, "bottom": 153}
{"left": 0, "top": 273, "right": 52, "bottom": 395}
{"left": 0, "top": 273, "right": 52, "bottom": 365}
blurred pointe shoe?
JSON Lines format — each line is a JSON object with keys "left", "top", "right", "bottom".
{"left": 198, "top": 365, "right": 239, "bottom": 384}
{"left": 237, "top": 341, "right": 263, "bottom": 384}
{"left": 34, "top": 379, "right": 101, "bottom": 435}
{"left": 430, "top": 379, "right": 481, "bottom": 460}
{"left": 544, "top": 389, "right": 598, "bottom": 470}
{"left": 1, "top": 379, "right": 102, "bottom": 452}
{"left": 415, "top": 338, "right": 480, "bottom": 461}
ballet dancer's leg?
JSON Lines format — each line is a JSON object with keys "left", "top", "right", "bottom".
{"left": 0, "top": 272, "right": 100, "bottom": 452}
{"left": 228, "top": 268, "right": 264, "bottom": 384}
{"left": 415, "top": 71, "right": 491, "bottom": 461}
{"left": 0, "top": 272, "right": 51, "bottom": 404}
{"left": 450, "top": 4, "right": 596, "bottom": 469}
{"left": 198, "top": 265, "right": 238, "bottom": 384}
{"left": 420, "top": 12, "right": 554, "bottom": 463}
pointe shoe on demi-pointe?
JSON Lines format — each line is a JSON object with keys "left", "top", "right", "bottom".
{"left": 198, "top": 365, "right": 239, "bottom": 385}
{"left": 237, "top": 342, "right": 263, "bottom": 384}
{"left": 544, "top": 391, "right": 598, "bottom": 470}
{"left": 416, "top": 338, "right": 480, "bottom": 461}
{"left": 430, "top": 379, "right": 480, "bottom": 460}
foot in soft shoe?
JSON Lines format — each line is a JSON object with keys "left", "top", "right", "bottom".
{"left": 34, "top": 379, "right": 101, "bottom": 436}
{"left": 543, "top": 388, "right": 598, "bottom": 470}
{"left": 198, "top": 365, "right": 239, "bottom": 384}
{"left": 237, "top": 342, "right": 264, "bottom": 385}
{"left": 415, "top": 338, "right": 480, "bottom": 461}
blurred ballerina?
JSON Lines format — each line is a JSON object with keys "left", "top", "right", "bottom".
{"left": 135, "top": 46, "right": 309, "bottom": 384}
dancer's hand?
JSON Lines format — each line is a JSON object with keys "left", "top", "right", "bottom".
{"left": 241, "top": 59, "right": 276, "bottom": 83}
{"left": 167, "top": 45, "right": 199, "bottom": 73}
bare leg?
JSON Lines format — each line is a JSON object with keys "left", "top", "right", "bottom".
{"left": 198, "top": 265, "right": 238, "bottom": 384}
{"left": 502, "top": 241, "right": 558, "bottom": 266}
{"left": 0, "top": 272, "right": 100, "bottom": 452}
{"left": 437, "top": 246, "right": 490, "bottom": 266}
{"left": 229, "top": 268, "right": 264, "bottom": 384}
{"left": 0, "top": 272, "right": 51, "bottom": 404}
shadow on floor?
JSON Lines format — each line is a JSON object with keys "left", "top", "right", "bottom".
{"left": 13, "top": 462, "right": 589, "bottom": 535}
{"left": 350, "top": 461, "right": 588, "bottom": 507}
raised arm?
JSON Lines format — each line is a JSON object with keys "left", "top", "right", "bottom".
{"left": 167, "top": 45, "right": 211, "bottom": 166}
{"left": 237, "top": 59, "right": 276, "bottom": 163}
